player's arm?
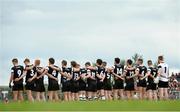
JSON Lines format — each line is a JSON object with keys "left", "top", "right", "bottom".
{"left": 96, "top": 73, "right": 102, "bottom": 79}
{"left": 15, "top": 70, "right": 27, "bottom": 81}
{"left": 9, "top": 72, "right": 14, "bottom": 88}
{"left": 25, "top": 65, "right": 34, "bottom": 70}
{"left": 100, "top": 73, "right": 105, "bottom": 82}
{"left": 46, "top": 73, "right": 58, "bottom": 81}
{"left": 36, "top": 67, "right": 45, "bottom": 74}
{"left": 37, "top": 68, "right": 47, "bottom": 79}
{"left": 28, "top": 72, "right": 37, "bottom": 82}
{"left": 141, "top": 70, "right": 151, "bottom": 80}
{"left": 113, "top": 72, "right": 124, "bottom": 80}
{"left": 49, "top": 65, "right": 61, "bottom": 72}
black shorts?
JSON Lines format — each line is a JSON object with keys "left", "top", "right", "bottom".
{"left": 71, "top": 81, "right": 79, "bottom": 93}
{"left": 146, "top": 82, "right": 157, "bottom": 91}
{"left": 35, "top": 79, "right": 45, "bottom": 92}
{"left": 79, "top": 80, "right": 86, "bottom": 91}
{"left": 104, "top": 82, "right": 112, "bottom": 90}
{"left": 125, "top": 82, "right": 135, "bottom": 91}
{"left": 48, "top": 80, "right": 59, "bottom": 91}
{"left": 113, "top": 80, "right": 124, "bottom": 89}
{"left": 61, "top": 80, "right": 71, "bottom": 92}
{"left": 25, "top": 81, "right": 36, "bottom": 91}
{"left": 137, "top": 79, "right": 147, "bottom": 87}
{"left": 97, "top": 81, "right": 104, "bottom": 90}
{"left": 87, "top": 80, "right": 97, "bottom": 92}
{"left": 158, "top": 80, "right": 168, "bottom": 88}
{"left": 12, "top": 82, "right": 23, "bottom": 91}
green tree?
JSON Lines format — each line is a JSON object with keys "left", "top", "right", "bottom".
{"left": 132, "top": 53, "right": 143, "bottom": 65}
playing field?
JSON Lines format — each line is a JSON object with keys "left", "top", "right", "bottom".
{"left": 0, "top": 100, "right": 180, "bottom": 111}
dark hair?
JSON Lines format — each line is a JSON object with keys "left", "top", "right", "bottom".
{"left": 138, "top": 58, "right": 143, "bottom": 64}
{"left": 61, "top": 60, "right": 67, "bottom": 66}
{"left": 24, "top": 58, "right": 30, "bottom": 63}
{"left": 147, "top": 60, "right": 152, "bottom": 65}
{"left": 12, "top": 58, "right": 18, "bottom": 63}
{"left": 102, "top": 61, "right": 107, "bottom": 66}
{"left": 96, "top": 59, "right": 103, "bottom": 65}
{"left": 115, "top": 57, "right": 120, "bottom": 64}
{"left": 158, "top": 55, "right": 164, "bottom": 61}
{"left": 71, "top": 61, "right": 77, "bottom": 67}
{"left": 127, "top": 59, "right": 133, "bottom": 65}
{"left": 49, "top": 58, "right": 55, "bottom": 64}
{"left": 85, "top": 62, "right": 91, "bottom": 66}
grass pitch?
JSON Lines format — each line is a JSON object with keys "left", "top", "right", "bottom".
{"left": 0, "top": 100, "right": 180, "bottom": 111}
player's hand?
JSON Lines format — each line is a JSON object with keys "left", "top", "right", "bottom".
{"left": 36, "top": 77, "right": 39, "bottom": 79}
{"left": 9, "top": 83, "right": 11, "bottom": 88}
{"left": 126, "top": 76, "right": 130, "bottom": 79}
{"left": 14, "top": 78, "right": 19, "bottom": 82}
{"left": 28, "top": 78, "right": 32, "bottom": 82}
{"left": 100, "top": 79, "right": 104, "bottom": 82}
{"left": 55, "top": 78, "right": 58, "bottom": 81}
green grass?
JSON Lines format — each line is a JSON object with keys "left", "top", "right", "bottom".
{"left": 0, "top": 100, "right": 180, "bottom": 111}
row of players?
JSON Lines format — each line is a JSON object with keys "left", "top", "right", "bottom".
{"left": 9, "top": 56, "right": 169, "bottom": 102}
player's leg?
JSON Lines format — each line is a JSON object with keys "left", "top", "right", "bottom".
{"left": 75, "top": 93, "right": 79, "bottom": 101}
{"left": 107, "top": 90, "right": 112, "bottom": 100}
{"left": 48, "top": 91, "right": 53, "bottom": 101}
{"left": 67, "top": 92, "right": 72, "bottom": 101}
{"left": 40, "top": 92, "right": 46, "bottom": 101}
{"left": 54, "top": 91, "right": 59, "bottom": 101}
{"left": 153, "top": 90, "right": 157, "bottom": 100}
{"left": 36, "top": 92, "right": 40, "bottom": 101}
{"left": 63, "top": 92, "right": 68, "bottom": 101}
{"left": 164, "top": 88, "right": 168, "bottom": 100}
{"left": 147, "top": 90, "right": 152, "bottom": 100}
{"left": 18, "top": 91, "right": 24, "bottom": 102}
{"left": 119, "top": 89, "right": 124, "bottom": 100}
{"left": 126, "top": 91, "right": 130, "bottom": 100}
{"left": 12, "top": 91, "right": 18, "bottom": 101}
{"left": 139, "top": 87, "right": 143, "bottom": 100}
{"left": 26, "top": 90, "right": 33, "bottom": 102}
{"left": 113, "top": 89, "right": 118, "bottom": 100}
{"left": 159, "top": 88, "right": 164, "bottom": 100}
{"left": 142, "top": 87, "right": 146, "bottom": 99}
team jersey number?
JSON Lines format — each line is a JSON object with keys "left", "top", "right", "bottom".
{"left": 129, "top": 71, "right": 134, "bottom": 77}
{"left": 17, "top": 69, "right": 22, "bottom": 77}
{"left": 30, "top": 69, "right": 34, "bottom": 76}
{"left": 106, "top": 74, "right": 110, "bottom": 79}
{"left": 74, "top": 73, "right": 79, "bottom": 80}
{"left": 52, "top": 70, "right": 57, "bottom": 77}
{"left": 100, "top": 71, "right": 104, "bottom": 77}
{"left": 117, "top": 68, "right": 123, "bottom": 75}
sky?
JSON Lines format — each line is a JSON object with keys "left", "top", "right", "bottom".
{"left": 0, "top": 0, "right": 180, "bottom": 85}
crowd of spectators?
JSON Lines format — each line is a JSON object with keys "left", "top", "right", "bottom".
{"left": 169, "top": 72, "right": 180, "bottom": 99}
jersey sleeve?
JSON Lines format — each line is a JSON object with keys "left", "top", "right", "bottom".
{"left": 11, "top": 68, "right": 14, "bottom": 73}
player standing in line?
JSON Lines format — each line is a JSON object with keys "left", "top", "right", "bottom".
{"left": 46, "top": 58, "right": 60, "bottom": 101}
{"left": 96, "top": 59, "right": 106, "bottom": 100}
{"left": 85, "top": 62, "right": 98, "bottom": 100}
{"left": 104, "top": 67, "right": 113, "bottom": 100}
{"left": 112, "top": 58, "right": 124, "bottom": 100}
{"left": 124, "top": 59, "right": 136, "bottom": 100}
{"left": 136, "top": 58, "right": 147, "bottom": 100}
{"left": 145, "top": 60, "right": 158, "bottom": 100}
{"left": 79, "top": 65, "right": 88, "bottom": 101}
{"left": 9, "top": 58, "right": 25, "bottom": 102}
{"left": 60, "top": 60, "right": 72, "bottom": 101}
{"left": 34, "top": 59, "right": 46, "bottom": 101}
{"left": 156, "top": 56, "right": 169, "bottom": 100}
{"left": 24, "top": 58, "right": 37, "bottom": 102}
{"left": 71, "top": 61, "right": 80, "bottom": 101}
